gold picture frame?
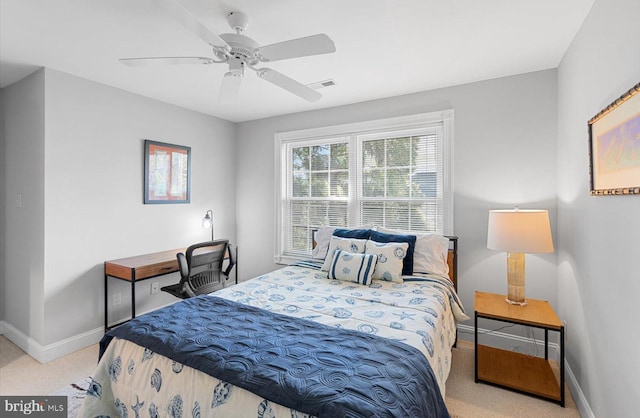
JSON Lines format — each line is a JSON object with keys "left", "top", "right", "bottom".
{"left": 588, "top": 82, "right": 640, "bottom": 196}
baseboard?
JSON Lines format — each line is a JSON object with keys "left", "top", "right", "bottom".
{"left": 457, "top": 323, "right": 595, "bottom": 416}
{"left": 0, "top": 301, "right": 177, "bottom": 363}
{"left": 564, "top": 358, "right": 596, "bottom": 418}
{"left": 107, "top": 300, "right": 176, "bottom": 329}
{"left": 457, "top": 323, "right": 561, "bottom": 362}
{"left": 0, "top": 320, "right": 103, "bottom": 363}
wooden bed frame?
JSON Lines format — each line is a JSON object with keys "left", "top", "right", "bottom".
{"left": 445, "top": 235, "right": 459, "bottom": 292}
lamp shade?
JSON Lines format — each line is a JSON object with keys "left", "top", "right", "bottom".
{"left": 487, "top": 209, "right": 553, "bottom": 254}
{"left": 202, "top": 211, "right": 213, "bottom": 229}
{"left": 202, "top": 210, "right": 214, "bottom": 240}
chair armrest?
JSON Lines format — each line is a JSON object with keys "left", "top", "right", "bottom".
{"left": 176, "top": 252, "right": 189, "bottom": 278}
{"left": 224, "top": 244, "right": 236, "bottom": 277}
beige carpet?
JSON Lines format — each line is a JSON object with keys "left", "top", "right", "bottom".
{"left": 1, "top": 336, "right": 580, "bottom": 417}
{"left": 0, "top": 335, "right": 98, "bottom": 396}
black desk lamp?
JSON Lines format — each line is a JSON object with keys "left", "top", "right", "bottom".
{"left": 202, "top": 210, "right": 214, "bottom": 241}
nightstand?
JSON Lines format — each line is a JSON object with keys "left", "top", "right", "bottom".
{"left": 474, "top": 291, "right": 565, "bottom": 406}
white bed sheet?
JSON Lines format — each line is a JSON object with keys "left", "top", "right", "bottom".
{"left": 79, "top": 264, "right": 467, "bottom": 417}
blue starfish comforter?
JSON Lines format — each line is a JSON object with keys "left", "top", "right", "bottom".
{"left": 80, "top": 262, "right": 467, "bottom": 417}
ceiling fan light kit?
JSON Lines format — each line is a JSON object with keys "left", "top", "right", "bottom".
{"left": 121, "top": 1, "right": 336, "bottom": 103}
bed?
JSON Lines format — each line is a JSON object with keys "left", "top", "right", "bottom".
{"left": 79, "top": 230, "right": 468, "bottom": 418}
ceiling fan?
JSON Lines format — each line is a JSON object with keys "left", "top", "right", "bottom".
{"left": 119, "top": 0, "right": 336, "bottom": 102}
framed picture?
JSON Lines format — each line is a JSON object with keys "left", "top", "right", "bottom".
{"left": 144, "top": 140, "right": 191, "bottom": 204}
{"left": 588, "top": 82, "right": 640, "bottom": 195}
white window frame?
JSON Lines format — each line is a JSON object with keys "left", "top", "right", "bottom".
{"left": 274, "top": 110, "right": 454, "bottom": 264}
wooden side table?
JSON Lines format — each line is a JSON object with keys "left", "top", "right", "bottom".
{"left": 474, "top": 291, "right": 565, "bottom": 406}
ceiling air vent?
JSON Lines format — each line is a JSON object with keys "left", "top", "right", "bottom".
{"left": 307, "top": 79, "right": 336, "bottom": 90}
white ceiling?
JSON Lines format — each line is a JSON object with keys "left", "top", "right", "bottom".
{"left": 0, "top": 0, "right": 594, "bottom": 122}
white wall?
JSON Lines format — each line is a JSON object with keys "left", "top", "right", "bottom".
{"left": 2, "top": 70, "right": 46, "bottom": 344}
{"left": 557, "top": 0, "right": 640, "bottom": 416}
{"left": 0, "top": 86, "right": 5, "bottom": 322}
{"left": 236, "top": 69, "right": 558, "bottom": 329}
{"left": 2, "top": 69, "right": 236, "bottom": 358}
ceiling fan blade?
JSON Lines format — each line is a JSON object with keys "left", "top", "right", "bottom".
{"left": 259, "top": 69, "right": 322, "bottom": 102}
{"left": 158, "top": 0, "right": 229, "bottom": 49}
{"left": 256, "top": 34, "right": 336, "bottom": 62}
{"left": 119, "top": 57, "right": 214, "bottom": 66}
{"left": 219, "top": 72, "right": 242, "bottom": 102}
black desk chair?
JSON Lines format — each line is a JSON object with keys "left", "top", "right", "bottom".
{"left": 161, "top": 240, "right": 236, "bottom": 299}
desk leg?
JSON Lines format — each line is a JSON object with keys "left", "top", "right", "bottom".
{"left": 560, "top": 326, "right": 565, "bottom": 407}
{"left": 131, "top": 272, "right": 136, "bottom": 320}
{"left": 474, "top": 312, "right": 478, "bottom": 383}
{"left": 104, "top": 273, "right": 108, "bottom": 331}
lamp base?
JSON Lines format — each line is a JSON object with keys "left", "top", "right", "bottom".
{"left": 505, "top": 297, "right": 527, "bottom": 306}
{"left": 505, "top": 252, "right": 527, "bottom": 305}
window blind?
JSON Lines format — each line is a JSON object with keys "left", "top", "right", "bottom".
{"left": 276, "top": 111, "right": 453, "bottom": 261}
{"left": 358, "top": 126, "right": 444, "bottom": 233}
{"left": 284, "top": 139, "right": 350, "bottom": 257}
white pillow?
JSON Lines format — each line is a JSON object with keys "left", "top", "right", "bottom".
{"left": 364, "top": 240, "right": 409, "bottom": 283}
{"left": 328, "top": 250, "right": 378, "bottom": 285}
{"left": 321, "top": 236, "right": 368, "bottom": 272}
{"left": 311, "top": 226, "right": 335, "bottom": 259}
{"left": 378, "top": 227, "right": 450, "bottom": 278}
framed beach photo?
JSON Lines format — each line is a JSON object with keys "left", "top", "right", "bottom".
{"left": 588, "top": 82, "right": 640, "bottom": 196}
{"left": 144, "top": 140, "right": 191, "bottom": 204}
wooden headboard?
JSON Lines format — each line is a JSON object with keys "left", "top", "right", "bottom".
{"left": 444, "top": 236, "right": 458, "bottom": 292}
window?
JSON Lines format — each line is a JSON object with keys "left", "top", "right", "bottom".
{"left": 275, "top": 111, "right": 453, "bottom": 263}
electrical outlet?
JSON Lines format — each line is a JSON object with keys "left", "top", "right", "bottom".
{"left": 113, "top": 292, "right": 122, "bottom": 306}
{"left": 151, "top": 282, "right": 160, "bottom": 295}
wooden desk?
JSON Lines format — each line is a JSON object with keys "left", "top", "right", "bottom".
{"left": 104, "top": 246, "right": 237, "bottom": 330}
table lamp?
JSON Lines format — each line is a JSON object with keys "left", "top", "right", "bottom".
{"left": 202, "top": 210, "right": 214, "bottom": 241}
{"left": 487, "top": 208, "right": 553, "bottom": 305}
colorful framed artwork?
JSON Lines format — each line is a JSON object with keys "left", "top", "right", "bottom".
{"left": 588, "top": 82, "right": 640, "bottom": 196}
{"left": 144, "top": 140, "right": 191, "bottom": 204}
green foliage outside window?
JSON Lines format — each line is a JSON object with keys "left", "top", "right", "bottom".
{"left": 284, "top": 121, "right": 445, "bottom": 257}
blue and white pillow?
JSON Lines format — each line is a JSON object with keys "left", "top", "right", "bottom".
{"left": 369, "top": 230, "right": 417, "bottom": 275}
{"left": 365, "top": 240, "right": 409, "bottom": 283}
{"left": 321, "top": 236, "right": 368, "bottom": 271}
{"left": 328, "top": 250, "right": 378, "bottom": 285}
{"left": 378, "top": 227, "right": 450, "bottom": 278}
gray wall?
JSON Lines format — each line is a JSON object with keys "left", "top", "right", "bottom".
{"left": 2, "top": 70, "right": 46, "bottom": 344}
{"left": 236, "top": 69, "right": 558, "bottom": 329}
{"left": 2, "top": 2, "right": 637, "bottom": 412}
{"left": 2, "top": 69, "right": 236, "bottom": 356}
{"left": 0, "top": 86, "right": 4, "bottom": 322}
{"left": 557, "top": 0, "right": 640, "bottom": 416}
